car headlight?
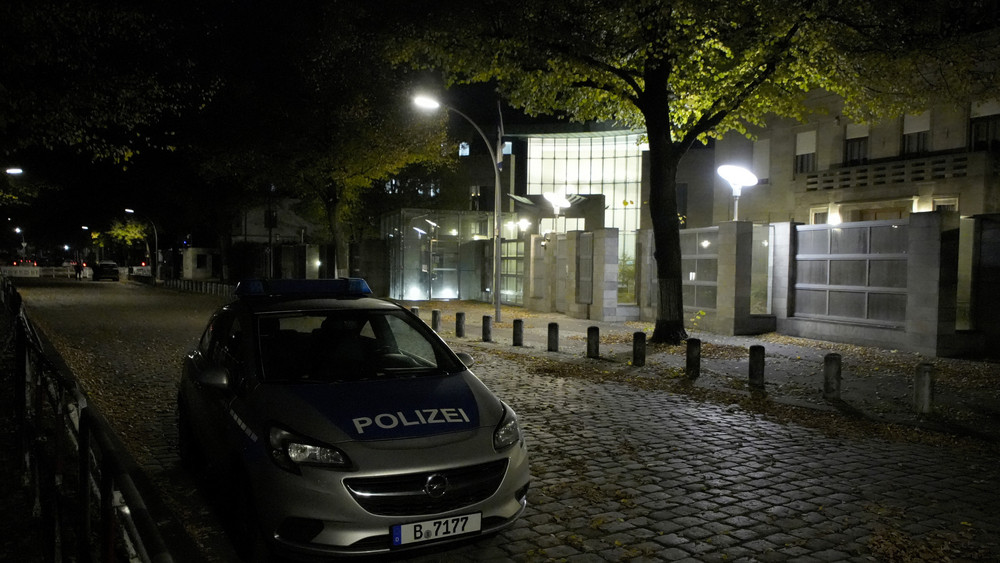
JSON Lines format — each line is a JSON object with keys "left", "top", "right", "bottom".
{"left": 269, "top": 426, "right": 352, "bottom": 473}
{"left": 493, "top": 403, "right": 521, "bottom": 451}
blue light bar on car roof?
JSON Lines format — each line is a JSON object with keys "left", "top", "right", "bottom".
{"left": 235, "top": 278, "right": 372, "bottom": 298}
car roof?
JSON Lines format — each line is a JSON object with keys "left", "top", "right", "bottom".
{"left": 241, "top": 295, "right": 402, "bottom": 315}
{"left": 229, "top": 278, "right": 403, "bottom": 315}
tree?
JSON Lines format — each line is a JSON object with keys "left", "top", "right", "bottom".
{"left": 386, "top": 0, "right": 1000, "bottom": 343}
{"left": 88, "top": 219, "right": 146, "bottom": 263}
{"left": 0, "top": 0, "right": 212, "bottom": 165}
{"left": 179, "top": 1, "right": 452, "bottom": 277}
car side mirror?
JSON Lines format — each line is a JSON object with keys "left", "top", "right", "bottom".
{"left": 456, "top": 352, "right": 475, "bottom": 368}
{"left": 198, "top": 367, "right": 230, "bottom": 390}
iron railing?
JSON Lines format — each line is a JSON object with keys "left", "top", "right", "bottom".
{"left": 3, "top": 276, "right": 187, "bottom": 563}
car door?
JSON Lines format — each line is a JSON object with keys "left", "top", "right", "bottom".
{"left": 190, "top": 310, "right": 246, "bottom": 468}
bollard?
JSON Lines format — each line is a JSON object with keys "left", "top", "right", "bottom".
{"left": 547, "top": 322, "right": 559, "bottom": 352}
{"left": 410, "top": 306, "right": 420, "bottom": 319}
{"left": 455, "top": 312, "right": 466, "bottom": 338}
{"left": 431, "top": 309, "right": 441, "bottom": 332}
{"left": 686, "top": 338, "right": 701, "bottom": 380}
{"left": 513, "top": 319, "right": 524, "bottom": 346}
{"left": 587, "top": 326, "right": 600, "bottom": 359}
{"left": 913, "top": 362, "right": 935, "bottom": 414}
{"left": 632, "top": 332, "right": 646, "bottom": 367}
{"left": 482, "top": 315, "right": 493, "bottom": 342}
{"left": 749, "top": 345, "right": 766, "bottom": 393}
{"left": 823, "top": 353, "right": 842, "bottom": 401}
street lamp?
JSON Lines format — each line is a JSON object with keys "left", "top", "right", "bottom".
{"left": 5, "top": 168, "right": 23, "bottom": 175}
{"left": 125, "top": 208, "right": 159, "bottom": 281}
{"left": 414, "top": 95, "right": 505, "bottom": 321}
{"left": 13, "top": 227, "right": 26, "bottom": 257}
{"left": 717, "top": 165, "right": 758, "bottom": 221}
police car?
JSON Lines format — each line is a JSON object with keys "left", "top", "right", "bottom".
{"left": 176, "top": 278, "right": 529, "bottom": 560}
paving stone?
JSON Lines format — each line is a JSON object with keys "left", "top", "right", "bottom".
{"left": 18, "top": 284, "right": 1000, "bottom": 563}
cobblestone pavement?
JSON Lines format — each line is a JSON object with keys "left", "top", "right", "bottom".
{"left": 412, "top": 344, "right": 1000, "bottom": 562}
{"left": 10, "top": 279, "right": 1000, "bottom": 562}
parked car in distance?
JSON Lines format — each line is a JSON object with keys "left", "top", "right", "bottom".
{"left": 177, "top": 278, "right": 529, "bottom": 561}
{"left": 92, "top": 261, "right": 120, "bottom": 281}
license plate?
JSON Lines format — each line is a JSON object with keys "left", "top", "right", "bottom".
{"left": 391, "top": 513, "right": 482, "bottom": 546}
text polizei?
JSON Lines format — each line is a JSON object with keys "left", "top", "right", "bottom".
{"left": 353, "top": 407, "right": 472, "bottom": 435}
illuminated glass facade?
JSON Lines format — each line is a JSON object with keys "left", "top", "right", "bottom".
{"left": 526, "top": 132, "right": 644, "bottom": 302}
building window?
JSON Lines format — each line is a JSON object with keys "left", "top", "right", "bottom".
{"left": 970, "top": 115, "right": 1000, "bottom": 152}
{"left": 933, "top": 197, "right": 958, "bottom": 212}
{"left": 902, "top": 131, "right": 929, "bottom": 155}
{"left": 795, "top": 153, "right": 816, "bottom": 174}
{"left": 795, "top": 131, "right": 817, "bottom": 174}
{"left": 526, "top": 132, "right": 642, "bottom": 256}
{"left": 844, "top": 123, "right": 869, "bottom": 166}
{"left": 844, "top": 137, "right": 868, "bottom": 166}
{"left": 902, "top": 112, "right": 930, "bottom": 156}
{"left": 810, "top": 207, "right": 829, "bottom": 225}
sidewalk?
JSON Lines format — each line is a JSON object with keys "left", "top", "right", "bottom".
{"left": 401, "top": 299, "right": 1000, "bottom": 447}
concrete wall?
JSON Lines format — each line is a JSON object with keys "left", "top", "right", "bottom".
{"left": 182, "top": 248, "right": 216, "bottom": 281}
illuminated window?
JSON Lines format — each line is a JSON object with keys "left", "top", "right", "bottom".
{"left": 526, "top": 133, "right": 642, "bottom": 255}
{"left": 527, "top": 133, "right": 644, "bottom": 304}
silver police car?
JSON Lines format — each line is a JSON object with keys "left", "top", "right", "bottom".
{"left": 176, "top": 279, "right": 529, "bottom": 560}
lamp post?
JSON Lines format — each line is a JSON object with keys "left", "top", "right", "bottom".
{"left": 717, "top": 165, "right": 758, "bottom": 221}
{"left": 125, "top": 208, "right": 159, "bottom": 281}
{"left": 414, "top": 95, "right": 505, "bottom": 322}
{"left": 13, "top": 227, "right": 26, "bottom": 258}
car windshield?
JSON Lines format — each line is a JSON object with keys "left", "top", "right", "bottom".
{"left": 255, "top": 309, "right": 459, "bottom": 383}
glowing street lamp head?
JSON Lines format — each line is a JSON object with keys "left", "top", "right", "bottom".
{"left": 5, "top": 168, "right": 23, "bottom": 175}
{"left": 718, "top": 165, "right": 757, "bottom": 221}
{"left": 543, "top": 191, "right": 572, "bottom": 214}
{"left": 717, "top": 165, "right": 758, "bottom": 197}
{"left": 413, "top": 96, "right": 441, "bottom": 110}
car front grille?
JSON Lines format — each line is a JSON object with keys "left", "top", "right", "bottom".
{"left": 344, "top": 459, "right": 509, "bottom": 516}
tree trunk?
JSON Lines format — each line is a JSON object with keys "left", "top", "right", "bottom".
{"left": 641, "top": 81, "right": 688, "bottom": 344}
{"left": 324, "top": 189, "right": 348, "bottom": 278}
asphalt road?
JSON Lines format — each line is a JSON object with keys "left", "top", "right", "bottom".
{"left": 13, "top": 278, "right": 1000, "bottom": 562}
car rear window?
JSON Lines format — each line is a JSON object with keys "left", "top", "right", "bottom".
{"left": 255, "top": 309, "right": 459, "bottom": 382}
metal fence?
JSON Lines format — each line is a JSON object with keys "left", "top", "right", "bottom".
{"left": 680, "top": 226, "right": 720, "bottom": 312}
{"left": 3, "top": 277, "right": 184, "bottom": 562}
{"left": 793, "top": 219, "right": 909, "bottom": 326}
{"left": 161, "top": 279, "right": 235, "bottom": 299}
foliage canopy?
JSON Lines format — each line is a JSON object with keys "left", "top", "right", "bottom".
{"left": 386, "top": 0, "right": 1000, "bottom": 342}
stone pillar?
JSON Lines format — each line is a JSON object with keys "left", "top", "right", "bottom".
{"left": 770, "top": 222, "right": 798, "bottom": 331}
{"left": 552, "top": 233, "right": 566, "bottom": 314}
{"left": 563, "top": 232, "right": 588, "bottom": 319}
{"left": 591, "top": 228, "right": 619, "bottom": 321}
{"left": 905, "top": 211, "right": 959, "bottom": 357}
{"left": 715, "top": 221, "right": 753, "bottom": 335}
{"left": 526, "top": 233, "right": 556, "bottom": 314}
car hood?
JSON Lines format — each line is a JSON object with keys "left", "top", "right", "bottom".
{"left": 251, "top": 371, "right": 502, "bottom": 443}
